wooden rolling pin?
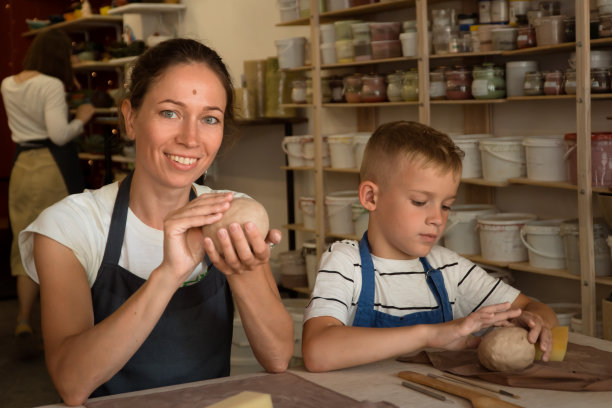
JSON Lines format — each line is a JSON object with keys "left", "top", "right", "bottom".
{"left": 398, "top": 371, "right": 525, "bottom": 408}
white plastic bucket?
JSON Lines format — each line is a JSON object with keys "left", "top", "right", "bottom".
{"left": 352, "top": 202, "right": 368, "bottom": 238}
{"left": 279, "top": 250, "right": 307, "bottom": 287}
{"left": 328, "top": 133, "right": 356, "bottom": 168}
{"left": 325, "top": 190, "right": 359, "bottom": 235}
{"left": 298, "top": 196, "right": 316, "bottom": 230}
{"left": 320, "top": 42, "right": 337, "bottom": 65}
{"left": 275, "top": 37, "right": 307, "bottom": 69}
{"left": 281, "top": 135, "right": 312, "bottom": 167}
{"left": 353, "top": 132, "right": 371, "bottom": 169}
{"left": 546, "top": 303, "right": 580, "bottom": 327}
{"left": 560, "top": 219, "right": 612, "bottom": 276}
{"left": 444, "top": 204, "right": 497, "bottom": 255}
{"left": 523, "top": 136, "right": 567, "bottom": 182}
{"left": 520, "top": 219, "right": 566, "bottom": 269}
{"left": 477, "top": 213, "right": 537, "bottom": 262}
{"left": 479, "top": 137, "right": 526, "bottom": 182}
{"left": 452, "top": 134, "right": 491, "bottom": 179}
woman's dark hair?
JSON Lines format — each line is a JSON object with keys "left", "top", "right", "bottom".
{"left": 23, "top": 29, "right": 74, "bottom": 90}
{"left": 123, "top": 38, "right": 238, "bottom": 151}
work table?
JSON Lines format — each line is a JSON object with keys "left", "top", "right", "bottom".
{"left": 39, "top": 332, "right": 612, "bottom": 408}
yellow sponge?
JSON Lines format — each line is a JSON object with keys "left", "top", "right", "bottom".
{"left": 206, "top": 391, "right": 273, "bottom": 408}
{"left": 535, "top": 326, "right": 569, "bottom": 361}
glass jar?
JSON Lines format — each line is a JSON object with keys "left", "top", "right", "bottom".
{"left": 471, "top": 63, "right": 506, "bottom": 99}
{"left": 343, "top": 74, "right": 362, "bottom": 103}
{"left": 543, "top": 70, "right": 564, "bottom": 95}
{"left": 305, "top": 78, "right": 313, "bottom": 103}
{"left": 361, "top": 74, "right": 386, "bottom": 103}
{"left": 516, "top": 26, "right": 536, "bottom": 49}
{"left": 320, "top": 77, "right": 332, "bottom": 103}
{"left": 591, "top": 68, "right": 611, "bottom": 93}
{"left": 386, "top": 71, "right": 403, "bottom": 102}
{"left": 401, "top": 70, "right": 419, "bottom": 101}
{"left": 523, "top": 71, "right": 543, "bottom": 96}
{"left": 329, "top": 76, "right": 344, "bottom": 102}
{"left": 429, "top": 70, "right": 446, "bottom": 100}
{"left": 564, "top": 69, "right": 576, "bottom": 95}
{"left": 291, "top": 79, "right": 307, "bottom": 103}
{"left": 445, "top": 66, "right": 472, "bottom": 100}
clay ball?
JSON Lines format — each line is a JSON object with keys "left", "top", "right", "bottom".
{"left": 201, "top": 197, "right": 270, "bottom": 254}
{"left": 477, "top": 326, "right": 535, "bottom": 372}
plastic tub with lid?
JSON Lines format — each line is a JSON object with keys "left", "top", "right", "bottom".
{"left": 371, "top": 40, "right": 402, "bottom": 59}
{"left": 369, "top": 22, "right": 402, "bottom": 41}
{"left": 534, "top": 15, "right": 567, "bottom": 46}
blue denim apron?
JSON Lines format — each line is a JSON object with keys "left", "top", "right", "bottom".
{"left": 90, "top": 172, "right": 233, "bottom": 397}
{"left": 352, "top": 232, "right": 453, "bottom": 328}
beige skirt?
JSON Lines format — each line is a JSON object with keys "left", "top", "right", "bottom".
{"left": 9, "top": 148, "right": 68, "bottom": 276}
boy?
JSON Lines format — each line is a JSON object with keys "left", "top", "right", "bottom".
{"left": 302, "top": 121, "right": 558, "bottom": 372}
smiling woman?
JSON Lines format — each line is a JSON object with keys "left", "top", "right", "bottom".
{"left": 17, "top": 38, "right": 294, "bottom": 406}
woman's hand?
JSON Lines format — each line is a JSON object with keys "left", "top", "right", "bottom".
{"left": 204, "top": 221, "right": 282, "bottom": 277}
{"left": 160, "top": 192, "right": 232, "bottom": 286}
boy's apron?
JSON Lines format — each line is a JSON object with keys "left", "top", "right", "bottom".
{"left": 352, "top": 232, "right": 453, "bottom": 328}
{"left": 90, "top": 171, "right": 233, "bottom": 397}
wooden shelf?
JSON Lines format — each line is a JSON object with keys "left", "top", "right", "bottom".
{"left": 325, "top": 232, "right": 360, "bottom": 240}
{"left": 106, "top": 3, "right": 186, "bottom": 14}
{"left": 73, "top": 56, "right": 138, "bottom": 71}
{"left": 322, "top": 55, "right": 418, "bottom": 69}
{"left": 79, "top": 152, "right": 134, "bottom": 164}
{"left": 236, "top": 117, "right": 307, "bottom": 126}
{"left": 281, "top": 103, "right": 314, "bottom": 109}
{"left": 507, "top": 94, "right": 612, "bottom": 101}
{"left": 22, "top": 15, "right": 122, "bottom": 37}
{"left": 323, "top": 167, "right": 360, "bottom": 173}
{"left": 462, "top": 177, "right": 612, "bottom": 193}
{"left": 431, "top": 99, "right": 506, "bottom": 105}
{"left": 430, "top": 50, "right": 503, "bottom": 60}
{"left": 461, "top": 178, "right": 509, "bottom": 187}
{"left": 463, "top": 256, "right": 612, "bottom": 286}
{"left": 283, "top": 223, "right": 315, "bottom": 233}
{"left": 281, "top": 166, "right": 315, "bottom": 171}
{"left": 323, "top": 101, "right": 418, "bottom": 107}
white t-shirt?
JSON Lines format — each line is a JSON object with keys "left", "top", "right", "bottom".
{"left": 19, "top": 182, "right": 246, "bottom": 287}
{"left": 304, "top": 240, "right": 520, "bottom": 326}
{"left": 1, "top": 74, "right": 83, "bottom": 145}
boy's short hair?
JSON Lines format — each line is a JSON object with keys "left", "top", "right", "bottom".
{"left": 360, "top": 121, "right": 464, "bottom": 184}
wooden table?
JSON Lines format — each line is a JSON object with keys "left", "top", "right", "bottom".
{"left": 39, "top": 332, "right": 612, "bottom": 408}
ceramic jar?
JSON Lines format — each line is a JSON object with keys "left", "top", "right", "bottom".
{"left": 386, "top": 71, "right": 403, "bottom": 102}
{"left": 401, "top": 70, "right": 419, "bottom": 101}
{"left": 343, "top": 74, "right": 362, "bottom": 103}
{"left": 361, "top": 74, "right": 386, "bottom": 102}
{"left": 472, "top": 63, "right": 506, "bottom": 99}
{"left": 523, "top": 71, "right": 544, "bottom": 96}
{"left": 543, "top": 70, "right": 564, "bottom": 95}
{"left": 564, "top": 69, "right": 576, "bottom": 95}
{"left": 445, "top": 66, "right": 473, "bottom": 100}
{"left": 591, "top": 68, "right": 611, "bottom": 93}
{"left": 429, "top": 70, "right": 446, "bottom": 100}
{"left": 291, "top": 79, "right": 307, "bottom": 103}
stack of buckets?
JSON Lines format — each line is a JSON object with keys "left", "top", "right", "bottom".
{"left": 320, "top": 23, "right": 337, "bottom": 65}
{"left": 451, "top": 134, "right": 491, "bottom": 179}
{"left": 479, "top": 137, "right": 526, "bottom": 182}
{"left": 327, "top": 132, "right": 371, "bottom": 170}
{"left": 444, "top": 204, "right": 496, "bottom": 255}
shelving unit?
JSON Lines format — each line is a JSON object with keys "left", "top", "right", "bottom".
{"left": 279, "top": 0, "right": 609, "bottom": 336}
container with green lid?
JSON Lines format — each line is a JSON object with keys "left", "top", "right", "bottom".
{"left": 401, "top": 70, "right": 419, "bottom": 101}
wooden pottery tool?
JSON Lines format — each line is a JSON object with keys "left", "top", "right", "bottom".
{"left": 398, "top": 371, "right": 525, "bottom": 408}
{"left": 438, "top": 373, "right": 519, "bottom": 399}
{"left": 401, "top": 381, "right": 452, "bottom": 403}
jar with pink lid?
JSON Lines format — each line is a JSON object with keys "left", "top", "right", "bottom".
{"left": 445, "top": 66, "right": 473, "bottom": 100}
{"left": 361, "top": 74, "right": 386, "bottom": 103}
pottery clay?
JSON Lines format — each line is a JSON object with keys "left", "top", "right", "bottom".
{"left": 478, "top": 326, "right": 535, "bottom": 371}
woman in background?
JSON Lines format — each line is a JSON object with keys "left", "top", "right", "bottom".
{"left": 1, "top": 29, "right": 95, "bottom": 337}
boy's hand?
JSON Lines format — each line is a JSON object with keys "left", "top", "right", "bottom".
{"left": 428, "top": 302, "right": 522, "bottom": 350}
{"left": 511, "top": 311, "right": 553, "bottom": 361}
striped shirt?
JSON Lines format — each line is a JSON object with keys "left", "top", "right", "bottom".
{"left": 304, "top": 240, "right": 520, "bottom": 326}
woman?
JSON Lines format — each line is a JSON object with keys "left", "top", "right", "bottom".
{"left": 18, "top": 38, "right": 293, "bottom": 405}
{"left": 1, "top": 29, "right": 95, "bottom": 337}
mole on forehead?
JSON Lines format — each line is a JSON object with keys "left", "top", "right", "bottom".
{"left": 192, "top": 89, "right": 197, "bottom": 95}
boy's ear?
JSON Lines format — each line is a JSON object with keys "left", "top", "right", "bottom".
{"left": 359, "top": 181, "right": 378, "bottom": 211}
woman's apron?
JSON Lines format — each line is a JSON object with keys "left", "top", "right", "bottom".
{"left": 13, "top": 139, "right": 84, "bottom": 194}
{"left": 352, "top": 232, "right": 453, "bottom": 328}
{"left": 90, "top": 172, "right": 233, "bottom": 397}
